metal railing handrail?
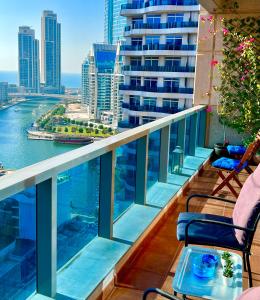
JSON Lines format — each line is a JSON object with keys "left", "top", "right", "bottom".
{"left": 0, "top": 105, "right": 205, "bottom": 201}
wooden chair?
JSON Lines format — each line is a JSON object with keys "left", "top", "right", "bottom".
{"left": 211, "top": 138, "right": 260, "bottom": 197}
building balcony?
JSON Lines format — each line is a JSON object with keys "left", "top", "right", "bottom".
{"left": 121, "top": 0, "right": 199, "bottom": 16}
{"left": 122, "top": 65, "right": 195, "bottom": 73}
{"left": 119, "top": 84, "right": 194, "bottom": 95}
{"left": 125, "top": 21, "right": 198, "bottom": 32}
{"left": 121, "top": 44, "right": 196, "bottom": 51}
{"left": 122, "top": 102, "right": 180, "bottom": 114}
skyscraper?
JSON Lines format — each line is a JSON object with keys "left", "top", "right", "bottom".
{"left": 41, "top": 10, "right": 61, "bottom": 94}
{"left": 119, "top": 0, "right": 199, "bottom": 129}
{"left": 18, "top": 26, "right": 40, "bottom": 93}
{"left": 104, "top": 0, "right": 127, "bottom": 45}
{"left": 81, "top": 43, "right": 117, "bottom": 121}
{"left": 0, "top": 82, "right": 8, "bottom": 104}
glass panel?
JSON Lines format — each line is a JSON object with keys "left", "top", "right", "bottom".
{"left": 57, "top": 158, "right": 100, "bottom": 270}
{"left": 168, "top": 123, "right": 178, "bottom": 172}
{"left": 146, "top": 130, "right": 161, "bottom": 191}
{"left": 114, "top": 141, "right": 137, "bottom": 220}
{"left": 0, "top": 187, "right": 36, "bottom": 300}
{"left": 185, "top": 116, "right": 191, "bottom": 155}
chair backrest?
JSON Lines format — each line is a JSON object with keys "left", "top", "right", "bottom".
{"left": 232, "top": 164, "right": 260, "bottom": 246}
{"left": 236, "top": 139, "right": 260, "bottom": 171}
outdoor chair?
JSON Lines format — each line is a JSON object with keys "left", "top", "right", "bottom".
{"left": 211, "top": 138, "right": 260, "bottom": 197}
{"left": 143, "top": 288, "right": 181, "bottom": 300}
{"left": 177, "top": 164, "right": 260, "bottom": 287}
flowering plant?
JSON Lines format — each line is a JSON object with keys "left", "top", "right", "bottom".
{"left": 201, "top": 15, "right": 260, "bottom": 142}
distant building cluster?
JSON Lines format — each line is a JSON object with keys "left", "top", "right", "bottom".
{"left": 0, "top": 82, "right": 8, "bottom": 104}
{"left": 18, "top": 10, "right": 62, "bottom": 95}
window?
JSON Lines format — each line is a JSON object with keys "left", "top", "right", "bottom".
{"left": 129, "top": 116, "right": 139, "bottom": 125}
{"left": 147, "top": 15, "right": 161, "bottom": 24}
{"left": 146, "top": 36, "right": 160, "bottom": 45}
{"left": 166, "top": 35, "right": 182, "bottom": 46}
{"left": 165, "top": 57, "right": 181, "bottom": 67}
{"left": 144, "top": 77, "right": 157, "bottom": 88}
{"left": 164, "top": 78, "right": 179, "bottom": 91}
{"left": 143, "top": 97, "right": 157, "bottom": 109}
{"left": 132, "top": 17, "right": 143, "bottom": 29}
{"left": 167, "top": 13, "right": 184, "bottom": 24}
{"left": 163, "top": 98, "right": 178, "bottom": 108}
{"left": 130, "top": 76, "right": 141, "bottom": 86}
{"left": 145, "top": 57, "right": 159, "bottom": 67}
{"left": 129, "top": 95, "right": 140, "bottom": 106}
{"left": 142, "top": 116, "right": 156, "bottom": 124}
{"left": 130, "top": 57, "right": 142, "bottom": 66}
{"left": 131, "top": 37, "right": 142, "bottom": 46}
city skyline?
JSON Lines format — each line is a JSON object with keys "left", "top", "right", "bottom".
{"left": 0, "top": 0, "right": 105, "bottom": 74}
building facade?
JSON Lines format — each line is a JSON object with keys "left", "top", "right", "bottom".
{"left": 104, "top": 0, "right": 127, "bottom": 45}
{"left": 81, "top": 44, "right": 117, "bottom": 121}
{"left": 41, "top": 10, "right": 61, "bottom": 94}
{"left": 0, "top": 82, "right": 8, "bottom": 104}
{"left": 18, "top": 26, "right": 40, "bottom": 93}
{"left": 119, "top": 0, "right": 199, "bottom": 128}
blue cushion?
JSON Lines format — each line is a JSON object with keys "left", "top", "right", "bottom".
{"left": 177, "top": 212, "right": 243, "bottom": 249}
{"left": 227, "top": 145, "right": 246, "bottom": 155}
{"left": 212, "top": 157, "right": 248, "bottom": 171}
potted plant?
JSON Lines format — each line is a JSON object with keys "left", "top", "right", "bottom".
{"left": 223, "top": 261, "right": 234, "bottom": 287}
{"left": 221, "top": 251, "right": 232, "bottom": 267}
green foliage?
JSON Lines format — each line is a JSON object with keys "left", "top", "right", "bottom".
{"left": 95, "top": 129, "right": 99, "bottom": 134}
{"left": 78, "top": 127, "right": 84, "bottom": 133}
{"left": 64, "top": 127, "right": 68, "bottom": 133}
{"left": 89, "top": 123, "right": 94, "bottom": 128}
{"left": 71, "top": 120, "right": 75, "bottom": 124}
{"left": 218, "top": 17, "right": 260, "bottom": 138}
{"left": 108, "top": 127, "right": 113, "bottom": 132}
{"left": 221, "top": 252, "right": 231, "bottom": 260}
{"left": 98, "top": 124, "right": 104, "bottom": 129}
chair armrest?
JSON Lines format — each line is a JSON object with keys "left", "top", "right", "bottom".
{"left": 143, "top": 288, "right": 181, "bottom": 300}
{"left": 184, "top": 218, "right": 254, "bottom": 246}
{"left": 186, "top": 194, "right": 236, "bottom": 212}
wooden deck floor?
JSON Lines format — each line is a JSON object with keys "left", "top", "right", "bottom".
{"left": 107, "top": 164, "right": 260, "bottom": 300}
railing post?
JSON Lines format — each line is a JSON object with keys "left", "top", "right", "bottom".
{"left": 135, "top": 135, "right": 149, "bottom": 205}
{"left": 177, "top": 118, "right": 186, "bottom": 151}
{"left": 159, "top": 125, "right": 170, "bottom": 183}
{"left": 198, "top": 110, "right": 207, "bottom": 147}
{"left": 99, "top": 151, "right": 115, "bottom": 239}
{"left": 36, "top": 177, "right": 57, "bottom": 298}
{"left": 188, "top": 113, "right": 198, "bottom": 156}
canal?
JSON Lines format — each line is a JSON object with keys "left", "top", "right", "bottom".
{"left": 0, "top": 97, "right": 79, "bottom": 169}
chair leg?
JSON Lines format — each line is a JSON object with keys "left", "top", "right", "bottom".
{"left": 233, "top": 174, "right": 243, "bottom": 188}
{"left": 243, "top": 252, "right": 247, "bottom": 272}
{"left": 245, "top": 166, "right": 254, "bottom": 174}
{"left": 212, "top": 170, "right": 239, "bottom": 197}
{"left": 246, "top": 253, "right": 253, "bottom": 288}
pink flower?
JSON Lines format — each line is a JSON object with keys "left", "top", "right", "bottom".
{"left": 241, "top": 75, "right": 246, "bottom": 81}
{"left": 206, "top": 106, "right": 212, "bottom": 113}
{"left": 200, "top": 16, "right": 206, "bottom": 22}
{"left": 210, "top": 60, "right": 218, "bottom": 67}
{"left": 249, "top": 38, "right": 255, "bottom": 43}
{"left": 219, "top": 16, "right": 224, "bottom": 22}
{"left": 207, "top": 15, "right": 214, "bottom": 23}
{"left": 222, "top": 28, "right": 229, "bottom": 35}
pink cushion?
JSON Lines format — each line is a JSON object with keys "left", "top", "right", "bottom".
{"left": 236, "top": 287, "right": 260, "bottom": 300}
{"left": 232, "top": 164, "right": 260, "bottom": 245}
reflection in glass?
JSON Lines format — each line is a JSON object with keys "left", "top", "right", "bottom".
{"left": 57, "top": 158, "right": 100, "bottom": 269}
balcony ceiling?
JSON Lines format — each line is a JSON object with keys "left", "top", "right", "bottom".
{"left": 199, "top": 0, "right": 260, "bottom": 14}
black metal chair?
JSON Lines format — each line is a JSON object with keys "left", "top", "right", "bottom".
{"left": 143, "top": 288, "right": 181, "bottom": 300}
{"left": 177, "top": 165, "right": 260, "bottom": 288}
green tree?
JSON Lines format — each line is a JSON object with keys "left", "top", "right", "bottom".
{"left": 71, "top": 120, "right": 75, "bottom": 124}
{"left": 89, "top": 123, "right": 94, "bottom": 128}
{"left": 79, "top": 127, "right": 84, "bottom": 133}
{"left": 64, "top": 127, "right": 69, "bottom": 133}
{"left": 95, "top": 129, "right": 99, "bottom": 134}
{"left": 98, "top": 124, "right": 104, "bottom": 129}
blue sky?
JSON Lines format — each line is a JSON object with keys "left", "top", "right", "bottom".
{"left": 0, "top": 0, "right": 105, "bottom": 73}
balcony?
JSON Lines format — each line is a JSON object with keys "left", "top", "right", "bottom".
{"left": 122, "top": 102, "right": 180, "bottom": 114}
{"left": 0, "top": 106, "right": 212, "bottom": 299}
{"left": 125, "top": 21, "right": 198, "bottom": 31}
{"left": 122, "top": 65, "right": 195, "bottom": 73}
{"left": 121, "top": 0, "right": 199, "bottom": 10}
{"left": 119, "top": 84, "right": 194, "bottom": 94}
{"left": 120, "top": 44, "right": 196, "bottom": 51}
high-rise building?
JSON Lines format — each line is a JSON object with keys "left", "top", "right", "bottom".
{"left": 0, "top": 82, "right": 8, "bottom": 104}
{"left": 18, "top": 26, "right": 40, "bottom": 93}
{"left": 81, "top": 43, "right": 118, "bottom": 121}
{"left": 119, "top": 0, "right": 199, "bottom": 128}
{"left": 104, "top": 0, "right": 127, "bottom": 45}
{"left": 41, "top": 10, "right": 61, "bottom": 94}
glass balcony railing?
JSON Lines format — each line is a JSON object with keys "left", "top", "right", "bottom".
{"left": 122, "top": 102, "right": 180, "bottom": 113}
{"left": 122, "top": 65, "right": 195, "bottom": 72}
{"left": 119, "top": 84, "right": 194, "bottom": 94}
{"left": 125, "top": 21, "right": 198, "bottom": 31}
{"left": 120, "top": 44, "right": 196, "bottom": 51}
{"left": 0, "top": 105, "right": 209, "bottom": 299}
{"left": 121, "top": 0, "right": 199, "bottom": 10}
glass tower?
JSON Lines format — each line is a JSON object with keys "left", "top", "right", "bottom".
{"left": 41, "top": 10, "right": 61, "bottom": 93}
{"left": 104, "top": 0, "right": 127, "bottom": 45}
{"left": 18, "top": 26, "right": 40, "bottom": 93}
